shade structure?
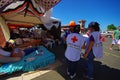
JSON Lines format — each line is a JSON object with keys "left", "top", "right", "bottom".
{"left": 0, "top": 0, "right": 61, "bottom": 29}
{"left": 0, "top": 0, "right": 61, "bottom": 47}
{"left": 0, "top": 0, "right": 61, "bottom": 15}
{"left": 0, "top": 16, "right": 10, "bottom": 47}
{"left": 1, "top": 12, "right": 42, "bottom": 27}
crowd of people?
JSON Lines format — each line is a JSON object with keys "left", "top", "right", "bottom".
{"left": 9, "top": 26, "right": 61, "bottom": 48}
{"left": 63, "top": 21, "right": 120, "bottom": 80}
{"left": 0, "top": 20, "right": 119, "bottom": 80}
{"left": 0, "top": 26, "right": 60, "bottom": 64}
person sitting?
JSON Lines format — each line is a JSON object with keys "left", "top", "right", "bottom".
{"left": 44, "top": 31, "right": 55, "bottom": 48}
{"left": 14, "top": 38, "right": 23, "bottom": 46}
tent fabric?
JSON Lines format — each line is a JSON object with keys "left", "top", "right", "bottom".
{"left": 0, "top": 0, "right": 14, "bottom": 13}
{"left": 0, "top": 0, "right": 13, "bottom": 8}
{"left": 36, "top": 0, "right": 61, "bottom": 12}
{"left": 8, "top": 24, "right": 33, "bottom": 28}
{"left": 0, "top": 0, "right": 61, "bottom": 16}
{"left": 1, "top": 13, "right": 42, "bottom": 26}
{"left": 0, "top": 27, "right": 6, "bottom": 47}
{"left": 0, "top": 0, "right": 61, "bottom": 30}
{"left": 40, "top": 9, "right": 60, "bottom": 30}
{"left": 0, "top": 46, "right": 55, "bottom": 74}
{"left": 0, "top": 16, "right": 10, "bottom": 41}
{"left": 1, "top": 0, "right": 44, "bottom": 17}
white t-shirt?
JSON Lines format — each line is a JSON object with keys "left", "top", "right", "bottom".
{"left": 65, "top": 33, "right": 86, "bottom": 61}
{"left": 0, "top": 49, "right": 11, "bottom": 57}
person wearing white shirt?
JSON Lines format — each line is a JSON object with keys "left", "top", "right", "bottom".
{"left": 65, "top": 21, "right": 86, "bottom": 79}
{"left": 83, "top": 22, "right": 103, "bottom": 80}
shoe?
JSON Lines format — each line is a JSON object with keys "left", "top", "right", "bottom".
{"left": 84, "top": 75, "right": 94, "bottom": 80}
{"left": 109, "top": 48, "right": 113, "bottom": 50}
{"left": 118, "top": 49, "right": 120, "bottom": 51}
{"left": 70, "top": 73, "right": 76, "bottom": 79}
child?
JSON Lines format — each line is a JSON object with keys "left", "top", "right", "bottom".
{"left": 83, "top": 21, "right": 103, "bottom": 80}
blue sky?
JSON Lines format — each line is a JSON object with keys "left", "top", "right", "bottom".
{"left": 52, "top": 0, "right": 120, "bottom": 31}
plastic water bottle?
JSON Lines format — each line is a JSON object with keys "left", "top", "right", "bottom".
{"left": 36, "top": 50, "right": 39, "bottom": 54}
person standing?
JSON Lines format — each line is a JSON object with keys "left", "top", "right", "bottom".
{"left": 83, "top": 21, "right": 103, "bottom": 80}
{"left": 109, "top": 26, "right": 120, "bottom": 51}
{"left": 65, "top": 21, "right": 86, "bottom": 79}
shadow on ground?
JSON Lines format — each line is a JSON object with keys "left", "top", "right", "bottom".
{"left": 52, "top": 44, "right": 120, "bottom": 80}
{"left": 0, "top": 44, "right": 120, "bottom": 80}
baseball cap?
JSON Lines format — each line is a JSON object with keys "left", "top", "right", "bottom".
{"left": 88, "top": 22, "right": 99, "bottom": 28}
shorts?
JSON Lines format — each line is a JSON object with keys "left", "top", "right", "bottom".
{"left": 112, "top": 39, "right": 120, "bottom": 44}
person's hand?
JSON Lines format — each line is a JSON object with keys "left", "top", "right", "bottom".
{"left": 112, "top": 38, "right": 115, "bottom": 40}
{"left": 83, "top": 53, "right": 88, "bottom": 59}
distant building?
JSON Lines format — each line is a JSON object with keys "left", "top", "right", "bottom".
{"left": 78, "top": 20, "right": 86, "bottom": 33}
{"left": 61, "top": 24, "right": 80, "bottom": 31}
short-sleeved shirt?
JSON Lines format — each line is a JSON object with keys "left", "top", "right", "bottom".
{"left": 114, "top": 30, "right": 120, "bottom": 39}
{"left": 90, "top": 35, "right": 95, "bottom": 41}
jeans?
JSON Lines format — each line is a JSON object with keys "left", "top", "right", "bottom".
{"left": 85, "top": 50, "right": 95, "bottom": 77}
{"left": 67, "top": 59, "right": 79, "bottom": 75}
{"left": 24, "top": 47, "right": 38, "bottom": 56}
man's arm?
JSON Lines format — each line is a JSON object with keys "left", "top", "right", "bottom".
{"left": 112, "top": 31, "right": 115, "bottom": 39}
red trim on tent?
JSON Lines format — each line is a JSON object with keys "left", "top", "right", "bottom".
{"left": 8, "top": 24, "right": 33, "bottom": 28}
{"left": 1, "top": 2, "right": 27, "bottom": 14}
{"left": 0, "top": 27, "right": 6, "bottom": 47}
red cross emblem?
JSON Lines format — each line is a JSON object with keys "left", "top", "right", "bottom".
{"left": 71, "top": 36, "right": 78, "bottom": 43}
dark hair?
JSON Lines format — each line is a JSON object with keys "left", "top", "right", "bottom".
{"left": 73, "top": 25, "right": 80, "bottom": 33}
{"left": 88, "top": 22, "right": 100, "bottom": 31}
{"left": 2, "top": 42, "right": 13, "bottom": 52}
